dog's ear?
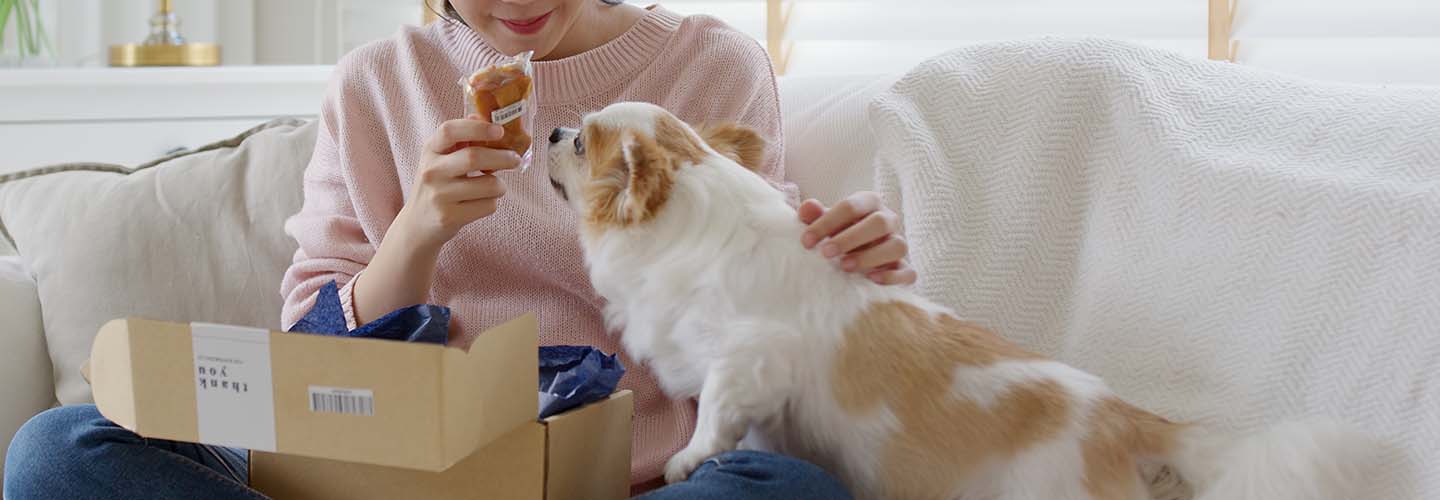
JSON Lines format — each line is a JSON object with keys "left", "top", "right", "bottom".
{"left": 699, "top": 123, "right": 766, "bottom": 172}
{"left": 610, "top": 129, "right": 675, "bottom": 223}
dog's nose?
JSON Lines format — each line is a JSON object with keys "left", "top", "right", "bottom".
{"left": 549, "top": 128, "right": 564, "bottom": 144}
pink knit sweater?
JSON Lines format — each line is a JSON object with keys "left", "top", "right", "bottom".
{"left": 279, "top": 6, "right": 793, "bottom": 484}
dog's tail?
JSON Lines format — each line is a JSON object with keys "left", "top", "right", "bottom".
{"left": 1154, "top": 418, "right": 1380, "bottom": 500}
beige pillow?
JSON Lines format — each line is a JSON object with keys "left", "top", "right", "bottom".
{"left": 0, "top": 119, "right": 317, "bottom": 405}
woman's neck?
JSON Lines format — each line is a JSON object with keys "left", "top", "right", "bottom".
{"left": 539, "top": 2, "right": 649, "bottom": 61}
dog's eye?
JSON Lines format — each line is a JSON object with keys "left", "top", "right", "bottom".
{"left": 573, "top": 135, "right": 585, "bottom": 155}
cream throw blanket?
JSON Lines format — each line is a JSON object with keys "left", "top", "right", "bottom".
{"left": 871, "top": 38, "right": 1440, "bottom": 499}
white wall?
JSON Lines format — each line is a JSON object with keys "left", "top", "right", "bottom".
{"left": 37, "top": 0, "right": 416, "bottom": 67}
{"left": 255, "top": 0, "right": 328, "bottom": 65}
{"left": 216, "top": 0, "right": 257, "bottom": 65}
{"left": 17, "top": 0, "right": 1440, "bottom": 84}
{"left": 37, "top": 0, "right": 250, "bottom": 66}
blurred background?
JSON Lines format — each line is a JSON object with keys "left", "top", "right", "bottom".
{"left": 3, "top": 0, "right": 1437, "bottom": 79}
{"left": 2, "top": 0, "right": 1438, "bottom": 170}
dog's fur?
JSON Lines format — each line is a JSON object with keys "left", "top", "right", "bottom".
{"left": 547, "top": 102, "right": 1379, "bottom": 500}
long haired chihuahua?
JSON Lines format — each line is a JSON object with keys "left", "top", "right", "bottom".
{"left": 547, "top": 102, "right": 1378, "bottom": 500}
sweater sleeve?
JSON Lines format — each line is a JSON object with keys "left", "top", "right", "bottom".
{"left": 278, "top": 63, "right": 378, "bottom": 331}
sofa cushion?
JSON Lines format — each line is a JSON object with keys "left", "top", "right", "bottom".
{"left": 0, "top": 119, "right": 316, "bottom": 405}
{"left": 778, "top": 73, "right": 897, "bottom": 205}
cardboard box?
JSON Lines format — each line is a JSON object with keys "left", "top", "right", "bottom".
{"left": 250, "top": 390, "right": 634, "bottom": 500}
{"left": 88, "top": 315, "right": 635, "bottom": 499}
{"left": 88, "top": 315, "right": 536, "bottom": 471}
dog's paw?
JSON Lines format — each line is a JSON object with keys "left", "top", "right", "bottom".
{"left": 664, "top": 446, "right": 714, "bottom": 484}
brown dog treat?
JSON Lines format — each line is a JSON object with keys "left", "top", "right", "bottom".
{"left": 462, "top": 51, "right": 534, "bottom": 156}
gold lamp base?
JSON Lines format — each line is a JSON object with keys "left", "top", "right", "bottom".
{"left": 107, "top": 0, "right": 220, "bottom": 67}
{"left": 109, "top": 43, "right": 220, "bottom": 67}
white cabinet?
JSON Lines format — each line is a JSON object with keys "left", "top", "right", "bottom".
{"left": 0, "top": 66, "right": 330, "bottom": 173}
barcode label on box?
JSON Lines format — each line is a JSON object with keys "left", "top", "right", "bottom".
{"left": 308, "top": 386, "right": 374, "bottom": 416}
{"left": 491, "top": 99, "right": 526, "bottom": 125}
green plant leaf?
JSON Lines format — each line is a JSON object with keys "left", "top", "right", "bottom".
{"left": 28, "top": 0, "right": 47, "bottom": 56}
{"left": 15, "top": 0, "right": 31, "bottom": 56}
{"left": 0, "top": 0, "right": 14, "bottom": 51}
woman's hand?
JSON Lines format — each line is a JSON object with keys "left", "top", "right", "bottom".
{"left": 394, "top": 116, "right": 523, "bottom": 254}
{"left": 799, "top": 192, "right": 917, "bottom": 285}
{"left": 353, "top": 117, "right": 521, "bottom": 325}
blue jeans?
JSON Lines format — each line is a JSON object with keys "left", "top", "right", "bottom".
{"left": 6, "top": 405, "right": 851, "bottom": 500}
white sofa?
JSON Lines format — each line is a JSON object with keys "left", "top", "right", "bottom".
{"left": 0, "top": 72, "right": 897, "bottom": 474}
{"left": 0, "top": 257, "right": 51, "bottom": 471}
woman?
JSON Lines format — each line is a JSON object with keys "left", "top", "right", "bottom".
{"left": 4, "top": 1, "right": 913, "bottom": 498}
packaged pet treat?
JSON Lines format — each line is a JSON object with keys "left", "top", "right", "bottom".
{"left": 460, "top": 50, "right": 535, "bottom": 162}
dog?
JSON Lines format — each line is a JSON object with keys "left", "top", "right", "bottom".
{"left": 546, "top": 101, "right": 1378, "bottom": 500}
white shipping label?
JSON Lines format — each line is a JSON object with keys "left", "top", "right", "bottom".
{"left": 191, "top": 323, "right": 277, "bottom": 452}
{"left": 491, "top": 99, "right": 526, "bottom": 125}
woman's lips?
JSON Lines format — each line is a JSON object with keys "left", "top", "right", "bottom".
{"left": 499, "top": 11, "right": 553, "bottom": 35}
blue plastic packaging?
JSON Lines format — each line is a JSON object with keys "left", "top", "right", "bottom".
{"left": 288, "top": 281, "right": 624, "bottom": 419}
{"left": 538, "top": 346, "right": 625, "bottom": 419}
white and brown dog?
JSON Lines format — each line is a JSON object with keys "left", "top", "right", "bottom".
{"left": 547, "top": 102, "right": 1377, "bottom": 500}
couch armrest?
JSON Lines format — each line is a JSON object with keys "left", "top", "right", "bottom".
{"left": 0, "top": 256, "right": 55, "bottom": 475}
